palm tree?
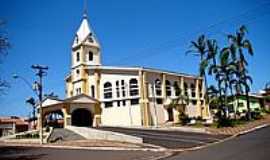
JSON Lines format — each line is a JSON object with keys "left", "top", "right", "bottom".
{"left": 186, "top": 35, "right": 209, "bottom": 101}
{"left": 26, "top": 97, "right": 37, "bottom": 129}
{"left": 210, "top": 48, "right": 238, "bottom": 118}
{"left": 206, "top": 39, "right": 218, "bottom": 66}
{"left": 186, "top": 35, "right": 207, "bottom": 62}
{"left": 228, "top": 25, "right": 254, "bottom": 120}
{"left": 239, "top": 69, "right": 253, "bottom": 120}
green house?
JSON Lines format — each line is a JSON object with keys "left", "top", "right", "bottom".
{"left": 228, "top": 94, "right": 263, "bottom": 114}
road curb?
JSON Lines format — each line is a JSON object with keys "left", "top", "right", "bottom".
{"left": 0, "top": 142, "right": 167, "bottom": 152}
{"left": 167, "top": 123, "right": 270, "bottom": 153}
{"left": 236, "top": 123, "right": 269, "bottom": 137}
{"left": 155, "top": 124, "right": 270, "bottom": 160}
{"left": 101, "top": 126, "right": 209, "bottom": 134}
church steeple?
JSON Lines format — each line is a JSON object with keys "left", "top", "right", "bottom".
{"left": 72, "top": 13, "right": 100, "bottom": 49}
{"left": 71, "top": 1, "right": 101, "bottom": 67}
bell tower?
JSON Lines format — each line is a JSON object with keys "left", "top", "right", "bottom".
{"left": 67, "top": 3, "right": 101, "bottom": 97}
{"left": 71, "top": 13, "right": 101, "bottom": 68}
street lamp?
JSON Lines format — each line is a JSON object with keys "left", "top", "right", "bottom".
{"left": 13, "top": 64, "right": 48, "bottom": 144}
{"left": 12, "top": 74, "right": 35, "bottom": 92}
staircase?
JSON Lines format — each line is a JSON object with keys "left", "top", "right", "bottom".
{"left": 48, "top": 128, "right": 85, "bottom": 143}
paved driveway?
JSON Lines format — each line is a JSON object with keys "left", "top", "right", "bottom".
{"left": 97, "top": 127, "right": 228, "bottom": 149}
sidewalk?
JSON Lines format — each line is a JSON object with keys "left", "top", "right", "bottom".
{"left": 49, "top": 139, "right": 149, "bottom": 148}
{"left": 0, "top": 139, "right": 162, "bottom": 151}
{"left": 206, "top": 114, "right": 270, "bottom": 135}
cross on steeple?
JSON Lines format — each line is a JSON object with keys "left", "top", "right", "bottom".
{"left": 72, "top": 0, "right": 100, "bottom": 48}
{"left": 71, "top": 0, "right": 101, "bottom": 66}
{"left": 83, "top": 0, "right": 88, "bottom": 19}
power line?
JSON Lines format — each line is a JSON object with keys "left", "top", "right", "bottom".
{"left": 109, "top": 1, "right": 270, "bottom": 65}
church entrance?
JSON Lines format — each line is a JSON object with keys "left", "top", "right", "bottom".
{"left": 71, "top": 108, "right": 93, "bottom": 127}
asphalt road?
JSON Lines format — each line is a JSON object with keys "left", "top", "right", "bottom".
{"left": 163, "top": 126, "right": 270, "bottom": 160}
{"left": 0, "top": 126, "right": 269, "bottom": 160}
{"left": 0, "top": 147, "right": 164, "bottom": 160}
{"left": 98, "top": 127, "right": 228, "bottom": 148}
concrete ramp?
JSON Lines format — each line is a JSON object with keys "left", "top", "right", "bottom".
{"left": 48, "top": 128, "right": 85, "bottom": 143}
{"left": 66, "top": 126, "right": 143, "bottom": 144}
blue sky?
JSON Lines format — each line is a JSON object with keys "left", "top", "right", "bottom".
{"left": 0, "top": 0, "right": 270, "bottom": 117}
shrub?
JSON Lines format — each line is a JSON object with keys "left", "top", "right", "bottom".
{"left": 16, "top": 133, "right": 39, "bottom": 139}
{"left": 262, "top": 108, "right": 270, "bottom": 114}
{"left": 217, "top": 118, "right": 234, "bottom": 128}
{"left": 179, "top": 113, "right": 191, "bottom": 125}
{"left": 251, "top": 111, "right": 263, "bottom": 120}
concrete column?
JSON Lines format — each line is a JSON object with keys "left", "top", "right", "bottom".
{"left": 37, "top": 113, "right": 41, "bottom": 130}
{"left": 62, "top": 107, "right": 66, "bottom": 128}
{"left": 201, "top": 78, "right": 210, "bottom": 118}
{"left": 94, "top": 69, "right": 101, "bottom": 99}
{"left": 82, "top": 69, "right": 89, "bottom": 95}
{"left": 180, "top": 77, "right": 184, "bottom": 96}
{"left": 144, "top": 83, "right": 151, "bottom": 126}
{"left": 139, "top": 70, "right": 150, "bottom": 126}
{"left": 195, "top": 79, "right": 202, "bottom": 118}
{"left": 139, "top": 70, "right": 145, "bottom": 126}
{"left": 80, "top": 46, "right": 84, "bottom": 64}
{"left": 161, "top": 74, "right": 166, "bottom": 98}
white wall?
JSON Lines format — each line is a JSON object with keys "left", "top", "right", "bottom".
{"left": 101, "top": 102, "right": 142, "bottom": 126}
{"left": 99, "top": 71, "right": 142, "bottom": 126}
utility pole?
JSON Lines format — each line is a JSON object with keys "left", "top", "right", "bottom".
{"left": 31, "top": 64, "right": 48, "bottom": 144}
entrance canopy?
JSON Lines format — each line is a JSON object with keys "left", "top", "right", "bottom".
{"left": 37, "top": 94, "right": 101, "bottom": 128}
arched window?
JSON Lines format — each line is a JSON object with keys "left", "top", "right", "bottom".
{"left": 174, "top": 81, "right": 181, "bottom": 96}
{"left": 91, "top": 85, "right": 95, "bottom": 98}
{"left": 129, "top": 78, "right": 139, "bottom": 96}
{"left": 88, "top": 37, "right": 94, "bottom": 43}
{"left": 155, "top": 79, "right": 162, "bottom": 96}
{"left": 76, "top": 69, "right": 80, "bottom": 76}
{"left": 191, "top": 83, "right": 196, "bottom": 97}
{"left": 76, "top": 52, "right": 80, "bottom": 62}
{"left": 76, "top": 88, "right": 81, "bottom": 95}
{"left": 184, "top": 82, "right": 188, "bottom": 96}
{"left": 88, "top": 51, "right": 93, "bottom": 61}
{"left": 166, "top": 80, "right": 171, "bottom": 96}
{"left": 103, "top": 82, "right": 112, "bottom": 99}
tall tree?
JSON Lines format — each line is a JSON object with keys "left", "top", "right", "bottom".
{"left": 228, "top": 25, "right": 254, "bottom": 120}
{"left": 186, "top": 35, "right": 209, "bottom": 101}
{"left": 213, "top": 49, "right": 237, "bottom": 117}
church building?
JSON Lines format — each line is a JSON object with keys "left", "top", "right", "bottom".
{"left": 39, "top": 11, "right": 210, "bottom": 128}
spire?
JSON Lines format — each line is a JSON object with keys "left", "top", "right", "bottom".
{"left": 76, "top": 17, "right": 91, "bottom": 42}
{"left": 72, "top": 0, "right": 100, "bottom": 48}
